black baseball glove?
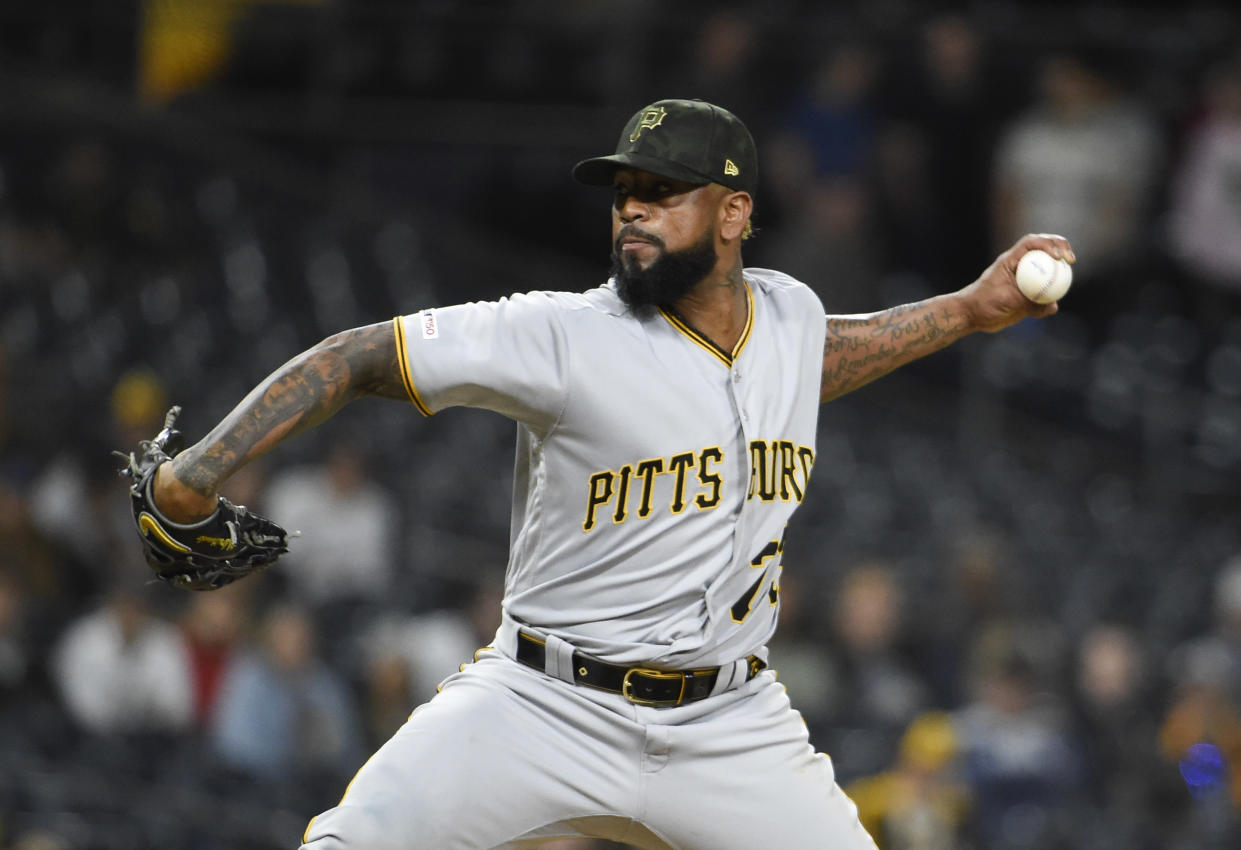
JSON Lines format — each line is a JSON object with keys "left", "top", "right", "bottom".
{"left": 116, "top": 405, "right": 290, "bottom": 590}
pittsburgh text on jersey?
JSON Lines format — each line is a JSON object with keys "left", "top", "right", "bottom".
{"left": 582, "top": 439, "right": 815, "bottom": 532}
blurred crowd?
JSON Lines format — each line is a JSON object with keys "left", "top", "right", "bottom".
{"left": 4, "top": 2, "right": 1241, "bottom": 849}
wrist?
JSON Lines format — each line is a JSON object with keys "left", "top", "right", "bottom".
{"left": 946, "top": 285, "right": 984, "bottom": 333}
{"left": 152, "top": 461, "right": 217, "bottom": 523}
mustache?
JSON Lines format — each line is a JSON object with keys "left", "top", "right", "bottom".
{"left": 614, "top": 225, "right": 665, "bottom": 255}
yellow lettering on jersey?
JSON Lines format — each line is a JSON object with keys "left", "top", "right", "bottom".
{"left": 798, "top": 446, "right": 816, "bottom": 491}
{"left": 634, "top": 457, "right": 665, "bottom": 518}
{"left": 581, "top": 447, "right": 730, "bottom": 532}
{"left": 612, "top": 464, "right": 633, "bottom": 524}
{"left": 583, "top": 471, "right": 615, "bottom": 532}
{"left": 746, "top": 439, "right": 814, "bottom": 504}
{"left": 695, "top": 447, "right": 723, "bottom": 509}
{"left": 583, "top": 440, "right": 810, "bottom": 532}
{"left": 778, "top": 441, "right": 801, "bottom": 501}
{"left": 748, "top": 441, "right": 775, "bottom": 502}
{"left": 667, "top": 452, "right": 695, "bottom": 514}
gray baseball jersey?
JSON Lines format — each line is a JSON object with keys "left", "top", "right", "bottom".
{"left": 393, "top": 267, "right": 823, "bottom": 667}
{"left": 301, "top": 269, "right": 881, "bottom": 850}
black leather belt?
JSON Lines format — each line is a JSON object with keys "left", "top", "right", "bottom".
{"left": 515, "top": 630, "right": 765, "bottom": 707}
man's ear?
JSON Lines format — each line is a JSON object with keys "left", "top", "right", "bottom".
{"left": 719, "top": 191, "right": 753, "bottom": 242}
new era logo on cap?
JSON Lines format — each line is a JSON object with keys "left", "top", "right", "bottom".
{"left": 573, "top": 99, "right": 758, "bottom": 196}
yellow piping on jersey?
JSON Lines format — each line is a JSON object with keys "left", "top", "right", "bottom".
{"left": 734, "top": 280, "right": 755, "bottom": 359}
{"left": 392, "top": 316, "right": 433, "bottom": 417}
{"left": 316, "top": 746, "right": 382, "bottom": 836}
{"left": 303, "top": 738, "right": 387, "bottom": 840}
{"left": 658, "top": 280, "right": 754, "bottom": 366}
{"left": 460, "top": 644, "right": 495, "bottom": 672}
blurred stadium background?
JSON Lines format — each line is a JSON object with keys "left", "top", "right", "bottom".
{"left": 3, "top": 1, "right": 1241, "bottom": 848}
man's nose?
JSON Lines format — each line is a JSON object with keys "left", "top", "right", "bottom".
{"left": 616, "top": 195, "right": 649, "bottom": 223}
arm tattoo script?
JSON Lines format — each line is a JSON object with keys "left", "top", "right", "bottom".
{"left": 821, "top": 300, "right": 968, "bottom": 402}
{"left": 172, "top": 321, "right": 406, "bottom": 497}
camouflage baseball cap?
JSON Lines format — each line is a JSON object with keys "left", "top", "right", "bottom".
{"left": 573, "top": 98, "right": 758, "bottom": 196}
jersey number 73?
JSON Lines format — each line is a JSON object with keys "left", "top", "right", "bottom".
{"left": 730, "top": 535, "right": 784, "bottom": 623}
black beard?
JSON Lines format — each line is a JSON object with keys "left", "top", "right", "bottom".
{"left": 610, "top": 227, "right": 718, "bottom": 309}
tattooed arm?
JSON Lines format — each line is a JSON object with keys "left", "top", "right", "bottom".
{"left": 821, "top": 299, "right": 969, "bottom": 403}
{"left": 820, "top": 233, "right": 1074, "bottom": 403}
{"left": 153, "top": 321, "right": 408, "bottom": 522}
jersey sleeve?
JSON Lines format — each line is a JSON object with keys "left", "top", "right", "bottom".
{"left": 394, "top": 291, "right": 570, "bottom": 432}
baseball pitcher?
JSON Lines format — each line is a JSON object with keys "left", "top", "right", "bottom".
{"left": 120, "top": 99, "right": 1072, "bottom": 849}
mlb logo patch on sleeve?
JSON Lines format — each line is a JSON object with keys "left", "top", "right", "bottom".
{"left": 421, "top": 310, "right": 439, "bottom": 340}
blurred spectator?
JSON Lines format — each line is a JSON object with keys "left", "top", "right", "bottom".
{"left": 756, "top": 125, "right": 817, "bottom": 239}
{"left": 953, "top": 625, "right": 1080, "bottom": 850}
{"left": 44, "top": 138, "right": 119, "bottom": 245}
{"left": 264, "top": 444, "right": 399, "bottom": 607}
{"left": 765, "top": 566, "right": 836, "bottom": 743}
{"left": 921, "top": 527, "right": 1028, "bottom": 707}
{"left": 876, "top": 13, "right": 1008, "bottom": 285}
{"left": 1067, "top": 623, "right": 1167, "bottom": 848}
{"left": 664, "top": 10, "right": 766, "bottom": 131}
{"left": 846, "top": 712, "right": 971, "bottom": 850}
{"left": 780, "top": 42, "right": 881, "bottom": 180}
{"left": 1157, "top": 638, "right": 1241, "bottom": 843}
{"left": 362, "top": 576, "right": 505, "bottom": 704}
{"left": 26, "top": 452, "right": 103, "bottom": 572}
{"left": 0, "top": 478, "right": 69, "bottom": 628}
{"left": 761, "top": 174, "right": 882, "bottom": 314}
{"left": 176, "top": 584, "right": 250, "bottom": 727}
{"left": 1167, "top": 53, "right": 1241, "bottom": 302}
{"left": 821, "top": 561, "right": 929, "bottom": 782}
{"left": 28, "top": 368, "right": 170, "bottom": 584}
{"left": 1157, "top": 555, "right": 1241, "bottom": 825}
{"left": 51, "top": 584, "right": 194, "bottom": 735}
{"left": 359, "top": 649, "right": 415, "bottom": 751}
{"left": 868, "top": 122, "right": 939, "bottom": 284}
{"left": 1167, "top": 555, "right": 1241, "bottom": 708}
{"left": 209, "top": 602, "right": 363, "bottom": 784}
{"left": 992, "top": 49, "right": 1162, "bottom": 320}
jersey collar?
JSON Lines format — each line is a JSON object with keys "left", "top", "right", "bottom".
{"left": 658, "top": 280, "right": 754, "bottom": 368}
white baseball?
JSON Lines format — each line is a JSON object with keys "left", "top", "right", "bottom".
{"left": 1014, "top": 249, "right": 1072, "bottom": 304}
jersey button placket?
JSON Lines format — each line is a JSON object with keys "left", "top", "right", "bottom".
{"left": 729, "top": 368, "right": 749, "bottom": 519}
{"left": 731, "top": 367, "right": 749, "bottom": 426}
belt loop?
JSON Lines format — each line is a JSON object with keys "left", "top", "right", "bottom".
{"left": 709, "top": 658, "right": 743, "bottom": 697}
{"left": 542, "top": 633, "right": 577, "bottom": 684}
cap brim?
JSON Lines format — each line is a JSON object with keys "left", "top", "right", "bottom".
{"left": 572, "top": 152, "right": 712, "bottom": 188}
